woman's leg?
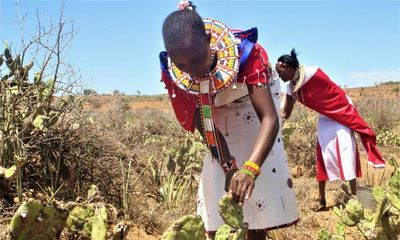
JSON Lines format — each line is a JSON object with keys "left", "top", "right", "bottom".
{"left": 349, "top": 178, "right": 357, "bottom": 195}
{"left": 319, "top": 180, "right": 326, "bottom": 204}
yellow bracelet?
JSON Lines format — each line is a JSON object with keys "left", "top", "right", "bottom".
{"left": 243, "top": 161, "right": 260, "bottom": 173}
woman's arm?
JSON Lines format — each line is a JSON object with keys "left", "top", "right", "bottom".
{"left": 281, "top": 93, "right": 295, "bottom": 119}
{"left": 230, "top": 83, "right": 279, "bottom": 204}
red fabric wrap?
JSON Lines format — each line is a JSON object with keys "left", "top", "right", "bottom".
{"left": 161, "top": 70, "right": 198, "bottom": 132}
{"left": 297, "top": 68, "right": 385, "bottom": 168}
{"left": 237, "top": 43, "right": 270, "bottom": 84}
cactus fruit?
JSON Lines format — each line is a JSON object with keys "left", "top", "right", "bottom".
{"left": 9, "top": 199, "right": 69, "bottom": 240}
{"left": 218, "top": 195, "right": 243, "bottom": 228}
{"left": 161, "top": 214, "right": 206, "bottom": 240}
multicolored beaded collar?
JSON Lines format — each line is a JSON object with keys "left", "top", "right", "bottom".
{"left": 167, "top": 19, "right": 240, "bottom": 166}
{"left": 167, "top": 18, "right": 240, "bottom": 95}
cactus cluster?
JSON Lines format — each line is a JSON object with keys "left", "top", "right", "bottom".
{"left": 9, "top": 199, "right": 69, "bottom": 240}
{"left": 318, "top": 159, "right": 400, "bottom": 240}
{"left": 8, "top": 185, "right": 111, "bottom": 240}
{"left": 161, "top": 195, "right": 248, "bottom": 240}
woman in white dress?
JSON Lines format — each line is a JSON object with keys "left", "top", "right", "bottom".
{"left": 160, "top": 1, "right": 299, "bottom": 239}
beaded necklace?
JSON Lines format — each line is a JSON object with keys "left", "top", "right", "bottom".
{"left": 167, "top": 19, "right": 240, "bottom": 164}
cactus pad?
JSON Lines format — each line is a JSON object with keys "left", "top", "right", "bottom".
{"left": 218, "top": 195, "right": 243, "bottom": 228}
{"left": 341, "top": 198, "right": 364, "bottom": 226}
{"left": 9, "top": 199, "right": 69, "bottom": 240}
{"left": 215, "top": 224, "right": 231, "bottom": 240}
{"left": 161, "top": 214, "right": 206, "bottom": 240}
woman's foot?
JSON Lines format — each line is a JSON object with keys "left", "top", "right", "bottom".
{"left": 312, "top": 198, "right": 326, "bottom": 212}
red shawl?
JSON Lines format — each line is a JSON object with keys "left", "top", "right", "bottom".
{"left": 296, "top": 68, "right": 385, "bottom": 168}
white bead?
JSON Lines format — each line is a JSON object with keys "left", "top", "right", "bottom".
{"left": 257, "top": 82, "right": 262, "bottom": 87}
{"left": 172, "top": 93, "right": 176, "bottom": 98}
{"left": 232, "top": 84, "right": 237, "bottom": 90}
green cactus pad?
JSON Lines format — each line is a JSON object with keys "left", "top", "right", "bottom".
{"left": 317, "top": 228, "right": 331, "bottom": 240}
{"left": 363, "top": 208, "right": 374, "bottom": 222}
{"left": 231, "top": 223, "right": 247, "bottom": 240}
{"left": 342, "top": 198, "right": 363, "bottom": 226}
{"left": 66, "top": 204, "right": 95, "bottom": 236}
{"left": 161, "top": 214, "right": 206, "bottom": 240}
{"left": 336, "top": 221, "right": 346, "bottom": 236}
{"left": 215, "top": 224, "right": 231, "bottom": 240}
{"left": 9, "top": 200, "right": 69, "bottom": 240}
{"left": 372, "top": 186, "right": 386, "bottom": 202}
{"left": 91, "top": 206, "right": 107, "bottom": 240}
{"left": 218, "top": 195, "right": 243, "bottom": 228}
{"left": 387, "top": 191, "right": 400, "bottom": 210}
{"left": 389, "top": 168, "right": 400, "bottom": 196}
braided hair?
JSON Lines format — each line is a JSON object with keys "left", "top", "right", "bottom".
{"left": 277, "top": 49, "right": 300, "bottom": 68}
{"left": 162, "top": 1, "right": 208, "bottom": 50}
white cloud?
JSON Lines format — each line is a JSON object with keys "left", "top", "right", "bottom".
{"left": 347, "top": 69, "right": 400, "bottom": 87}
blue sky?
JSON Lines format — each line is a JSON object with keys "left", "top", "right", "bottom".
{"left": 1, "top": 0, "right": 399, "bottom": 95}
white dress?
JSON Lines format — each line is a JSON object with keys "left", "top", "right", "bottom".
{"left": 197, "top": 77, "right": 299, "bottom": 231}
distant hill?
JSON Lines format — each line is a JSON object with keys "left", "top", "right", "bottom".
{"left": 83, "top": 83, "right": 399, "bottom": 111}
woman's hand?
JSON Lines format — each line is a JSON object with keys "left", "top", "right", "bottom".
{"left": 228, "top": 171, "right": 255, "bottom": 206}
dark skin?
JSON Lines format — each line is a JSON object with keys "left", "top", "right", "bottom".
{"left": 167, "top": 34, "right": 279, "bottom": 240}
{"left": 276, "top": 61, "right": 357, "bottom": 209}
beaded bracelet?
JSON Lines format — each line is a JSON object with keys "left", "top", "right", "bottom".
{"left": 243, "top": 161, "right": 260, "bottom": 176}
{"left": 242, "top": 165, "right": 259, "bottom": 176}
{"left": 239, "top": 168, "right": 256, "bottom": 179}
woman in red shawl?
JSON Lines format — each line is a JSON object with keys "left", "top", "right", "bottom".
{"left": 277, "top": 49, "right": 385, "bottom": 211}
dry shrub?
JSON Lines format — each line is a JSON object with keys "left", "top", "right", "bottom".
{"left": 83, "top": 103, "right": 204, "bottom": 234}
{"left": 355, "top": 97, "right": 400, "bottom": 133}
{"left": 284, "top": 106, "right": 318, "bottom": 176}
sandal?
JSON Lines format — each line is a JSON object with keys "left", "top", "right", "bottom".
{"left": 312, "top": 198, "right": 326, "bottom": 212}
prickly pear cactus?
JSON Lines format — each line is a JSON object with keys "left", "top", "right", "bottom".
{"left": 317, "top": 228, "right": 331, "bottom": 240}
{"left": 218, "top": 195, "right": 243, "bottom": 228}
{"left": 66, "top": 204, "right": 95, "bottom": 237}
{"left": 230, "top": 223, "right": 248, "bottom": 240}
{"left": 341, "top": 198, "right": 364, "bottom": 226}
{"left": 215, "top": 224, "right": 231, "bottom": 240}
{"left": 65, "top": 204, "right": 107, "bottom": 240}
{"left": 91, "top": 206, "right": 107, "bottom": 240}
{"left": 161, "top": 214, "right": 206, "bottom": 240}
{"left": 9, "top": 199, "right": 69, "bottom": 240}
